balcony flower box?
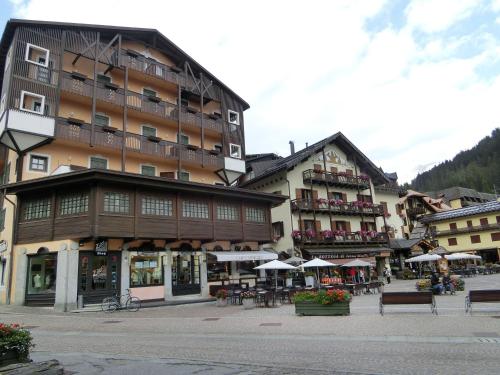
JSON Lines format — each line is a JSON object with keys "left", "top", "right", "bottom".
{"left": 316, "top": 198, "right": 328, "bottom": 205}
{"left": 104, "top": 82, "right": 119, "bottom": 91}
{"left": 70, "top": 71, "right": 87, "bottom": 81}
{"left": 291, "top": 230, "right": 302, "bottom": 240}
{"left": 0, "top": 323, "right": 34, "bottom": 365}
{"left": 147, "top": 135, "right": 162, "bottom": 143}
{"left": 332, "top": 229, "right": 346, "bottom": 237}
{"left": 321, "top": 230, "right": 333, "bottom": 239}
{"left": 67, "top": 117, "right": 84, "bottom": 126}
{"left": 294, "top": 290, "right": 351, "bottom": 316}
{"left": 147, "top": 95, "right": 161, "bottom": 103}
{"left": 101, "top": 125, "right": 117, "bottom": 133}
{"left": 305, "top": 229, "right": 315, "bottom": 239}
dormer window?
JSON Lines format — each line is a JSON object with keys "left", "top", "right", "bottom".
{"left": 228, "top": 110, "right": 240, "bottom": 125}
{"left": 25, "top": 44, "right": 49, "bottom": 67}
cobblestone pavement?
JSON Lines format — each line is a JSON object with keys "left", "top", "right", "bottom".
{"left": 1, "top": 275, "right": 500, "bottom": 374}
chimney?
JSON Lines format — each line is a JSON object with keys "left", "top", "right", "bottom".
{"left": 289, "top": 140, "right": 295, "bottom": 155}
{"left": 306, "top": 142, "right": 308, "bottom": 148}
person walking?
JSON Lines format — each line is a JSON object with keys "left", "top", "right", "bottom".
{"left": 384, "top": 267, "right": 391, "bottom": 284}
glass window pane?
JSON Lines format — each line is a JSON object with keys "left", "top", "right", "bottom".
{"left": 29, "top": 155, "right": 48, "bottom": 171}
{"left": 130, "top": 253, "right": 163, "bottom": 287}
{"left": 90, "top": 157, "right": 107, "bottom": 169}
{"left": 27, "top": 254, "right": 57, "bottom": 295}
{"left": 59, "top": 192, "right": 89, "bottom": 215}
{"left": 141, "top": 165, "right": 156, "bottom": 176}
{"left": 95, "top": 114, "right": 109, "bottom": 127}
{"left": 91, "top": 256, "right": 107, "bottom": 291}
{"left": 143, "top": 88, "right": 157, "bottom": 97}
{"left": 24, "top": 198, "right": 51, "bottom": 221}
{"left": 104, "top": 192, "right": 130, "bottom": 214}
{"left": 217, "top": 204, "right": 240, "bottom": 221}
{"left": 245, "top": 207, "right": 265, "bottom": 223}
{"left": 141, "top": 196, "right": 172, "bottom": 216}
{"left": 142, "top": 126, "right": 157, "bottom": 137}
{"left": 182, "top": 201, "right": 209, "bottom": 219}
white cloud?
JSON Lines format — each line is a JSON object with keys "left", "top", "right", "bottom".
{"left": 493, "top": 0, "right": 500, "bottom": 11}
{"left": 8, "top": 0, "right": 500, "bottom": 184}
{"left": 405, "top": 0, "right": 478, "bottom": 33}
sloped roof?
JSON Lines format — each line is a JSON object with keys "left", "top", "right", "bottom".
{"left": 409, "top": 222, "right": 429, "bottom": 239}
{"left": 426, "top": 186, "right": 497, "bottom": 205}
{"left": 241, "top": 132, "right": 390, "bottom": 187}
{"left": 420, "top": 201, "right": 500, "bottom": 223}
{"left": 0, "top": 19, "right": 249, "bottom": 109}
{"left": 246, "top": 153, "right": 281, "bottom": 163}
{"left": 385, "top": 172, "right": 398, "bottom": 181}
{"left": 389, "top": 238, "right": 433, "bottom": 250}
{"left": 399, "top": 190, "right": 452, "bottom": 212}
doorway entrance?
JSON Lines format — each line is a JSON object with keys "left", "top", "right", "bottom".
{"left": 78, "top": 251, "right": 121, "bottom": 304}
{"left": 25, "top": 252, "right": 57, "bottom": 306}
{"left": 172, "top": 251, "right": 201, "bottom": 296}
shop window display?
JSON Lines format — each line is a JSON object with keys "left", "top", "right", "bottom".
{"left": 130, "top": 253, "right": 163, "bottom": 287}
{"left": 27, "top": 254, "right": 57, "bottom": 295}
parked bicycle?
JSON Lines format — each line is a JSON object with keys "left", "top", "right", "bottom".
{"left": 101, "top": 289, "right": 141, "bottom": 313}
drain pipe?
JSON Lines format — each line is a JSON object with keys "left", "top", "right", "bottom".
{"left": 286, "top": 178, "right": 294, "bottom": 256}
{"left": 2, "top": 189, "right": 17, "bottom": 305}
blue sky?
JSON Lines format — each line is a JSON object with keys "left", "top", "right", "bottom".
{"left": 3, "top": 0, "right": 500, "bottom": 184}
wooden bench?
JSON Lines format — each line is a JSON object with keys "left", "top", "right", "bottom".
{"left": 465, "top": 290, "right": 500, "bottom": 314}
{"left": 379, "top": 292, "right": 437, "bottom": 316}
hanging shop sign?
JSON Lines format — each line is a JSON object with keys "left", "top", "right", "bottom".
{"left": 95, "top": 240, "right": 108, "bottom": 256}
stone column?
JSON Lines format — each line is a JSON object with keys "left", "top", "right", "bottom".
{"left": 12, "top": 247, "right": 27, "bottom": 305}
{"left": 55, "top": 242, "right": 79, "bottom": 312}
{"left": 164, "top": 248, "right": 173, "bottom": 300}
{"left": 200, "top": 248, "right": 209, "bottom": 298}
{"left": 120, "top": 245, "right": 130, "bottom": 297}
{"left": 399, "top": 252, "right": 405, "bottom": 270}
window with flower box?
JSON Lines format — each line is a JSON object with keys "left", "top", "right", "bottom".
{"left": 59, "top": 192, "right": 89, "bottom": 216}
{"left": 245, "top": 207, "right": 265, "bottom": 223}
{"left": 23, "top": 198, "right": 51, "bottom": 221}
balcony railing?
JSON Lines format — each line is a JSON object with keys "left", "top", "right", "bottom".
{"left": 431, "top": 223, "right": 500, "bottom": 237}
{"left": 60, "top": 72, "right": 223, "bottom": 133}
{"left": 292, "top": 230, "right": 388, "bottom": 247}
{"left": 55, "top": 118, "right": 223, "bottom": 168}
{"left": 291, "top": 198, "right": 384, "bottom": 217}
{"left": 406, "top": 206, "right": 427, "bottom": 217}
{"left": 303, "top": 169, "right": 370, "bottom": 190}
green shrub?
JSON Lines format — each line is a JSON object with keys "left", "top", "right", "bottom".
{"left": 294, "top": 289, "right": 351, "bottom": 305}
{"left": 0, "top": 323, "right": 34, "bottom": 362}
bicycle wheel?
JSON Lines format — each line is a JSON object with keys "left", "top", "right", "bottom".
{"left": 101, "top": 297, "right": 118, "bottom": 313}
{"left": 126, "top": 296, "right": 141, "bottom": 312}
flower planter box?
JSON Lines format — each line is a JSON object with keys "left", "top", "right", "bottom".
{"left": 0, "top": 349, "right": 21, "bottom": 366}
{"left": 295, "top": 301, "right": 350, "bottom": 316}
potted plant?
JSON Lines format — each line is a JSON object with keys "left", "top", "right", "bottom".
{"left": 215, "top": 289, "right": 228, "bottom": 307}
{"left": 304, "top": 271, "right": 316, "bottom": 287}
{"left": 305, "top": 229, "right": 315, "bottom": 240}
{"left": 291, "top": 230, "right": 302, "bottom": 240}
{"left": 294, "top": 289, "right": 352, "bottom": 316}
{"left": 0, "top": 323, "right": 34, "bottom": 365}
{"left": 321, "top": 229, "right": 333, "bottom": 239}
{"left": 240, "top": 290, "right": 256, "bottom": 309}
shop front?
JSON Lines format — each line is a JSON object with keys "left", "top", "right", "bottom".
{"left": 172, "top": 251, "right": 201, "bottom": 296}
{"left": 129, "top": 250, "right": 165, "bottom": 301}
{"left": 25, "top": 249, "right": 57, "bottom": 306}
{"left": 78, "top": 250, "right": 121, "bottom": 305}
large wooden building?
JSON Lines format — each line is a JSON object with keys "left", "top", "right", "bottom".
{"left": 0, "top": 19, "right": 284, "bottom": 310}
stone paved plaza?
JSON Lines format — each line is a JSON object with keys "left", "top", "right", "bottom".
{"left": 1, "top": 274, "right": 500, "bottom": 374}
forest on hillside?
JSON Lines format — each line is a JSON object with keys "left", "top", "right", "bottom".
{"left": 410, "top": 128, "right": 500, "bottom": 194}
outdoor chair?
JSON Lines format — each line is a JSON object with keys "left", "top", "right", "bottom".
{"left": 231, "top": 290, "right": 242, "bottom": 305}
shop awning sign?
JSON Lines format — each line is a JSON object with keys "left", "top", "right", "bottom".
{"left": 208, "top": 251, "right": 278, "bottom": 262}
{"left": 95, "top": 240, "right": 108, "bottom": 256}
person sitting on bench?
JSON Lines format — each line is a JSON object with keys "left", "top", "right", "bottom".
{"left": 442, "top": 273, "right": 455, "bottom": 294}
{"left": 431, "top": 272, "right": 444, "bottom": 295}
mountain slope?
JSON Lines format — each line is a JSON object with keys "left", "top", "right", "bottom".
{"left": 411, "top": 128, "right": 500, "bottom": 194}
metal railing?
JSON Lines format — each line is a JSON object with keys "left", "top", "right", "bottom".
{"left": 292, "top": 231, "right": 388, "bottom": 246}
{"left": 302, "top": 169, "right": 370, "bottom": 189}
{"left": 291, "top": 198, "right": 385, "bottom": 216}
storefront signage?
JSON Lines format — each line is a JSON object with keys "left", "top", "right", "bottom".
{"left": 315, "top": 252, "right": 379, "bottom": 260}
{"left": 0, "top": 240, "right": 7, "bottom": 253}
{"left": 95, "top": 240, "right": 108, "bottom": 256}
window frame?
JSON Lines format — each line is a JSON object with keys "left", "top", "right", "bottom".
{"left": 59, "top": 192, "right": 89, "bottom": 216}
{"left": 28, "top": 153, "right": 50, "bottom": 173}
{"left": 178, "top": 170, "right": 190, "bottom": 181}
{"left": 141, "top": 195, "right": 173, "bottom": 217}
{"left": 182, "top": 200, "right": 209, "bottom": 219}
{"left": 22, "top": 197, "right": 52, "bottom": 221}
{"left": 470, "top": 235, "right": 481, "bottom": 244}
{"left": 94, "top": 112, "right": 110, "bottom": 127}
{"left": 448, "top": 238, "right": 457, "bottom": 246}
{"left": 216, "top": 203, "right": 240, "bottom": 221}
{"left": 97, "top": 73, "right": 112, "bottom": 84}
{"left": 227, "top": 109, "right": 240, "bottom": 125}
{"left": 140, "top": 164, "right": 156, "bottom": 177}
{"left": 229, "top": 143, "right": 242, "bottom": 159}
{"left": 103, "top": 191, "right": 130, "bottom": 214}
{"left": 20, "top": 91, "right": 45, "bottom": 115}
{"left": 245, "top": 206, "right": 266, "bottom": 223}
{"left": 177, "top": 133, "right": 189, "bottom": 145}
{"left": 142, "top": 87, "right": 157, "bottom": 98}
{"left": 25, "top": 43, "right": 50, "bottom": 68}
{"left": 141, "top": 125, "right": 157, "bottom": 138}
{"left": 89, "top": 156, "right": 108, "bottom": 169}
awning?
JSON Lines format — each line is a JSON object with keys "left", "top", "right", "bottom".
{"left": 208, "top": 251, "right": 278, "bottom": 262}
{"left": 330, "top": 257, "right": 376, "bottom": 266}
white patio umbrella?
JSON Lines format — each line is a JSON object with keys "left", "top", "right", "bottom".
{"left": 341, "top": 259, "right": 372, "bottom": 267}
{"left": 405, "top": 253, "right": 442, "bottom": 263}
{"left": 283, "top": 256, "right": 306, "bottom": 265}
{"left": 445, "top": 253, "right": 482, "bottom": 260}
{"left": 254, "top": 260, "right": 296, "bottom": 289}
{"left": 302, "top": 258, "right": 337, "bottom": 286}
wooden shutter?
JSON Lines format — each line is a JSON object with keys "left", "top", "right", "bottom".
{"left": 342, "top": 193, "right": 347, "bottom": 202}
{"left": 330, "top": 166, "right": 338, "bottom": 173}
{"left": 295, "top": 189, "right": 302, "bottom": 199}
{"left": 313, "top": 164, "right": 322, "bottom": 171}
{"left": 279, "top": 221, "right": 284, "bottom": 237}
{"left": 298, "top": 219, "right": 304, "bottom": 231}
{"left": 327, "top": 192, "right": 333, "bottom": 199}
{"left": 331, "top": 221, "right": 337, "bottom": 230}
{"left": 480, "top": 218, "right": 488, "bottom": 226}
{"left": 396, "top": 204, "right": 402, "bottom": 215}
{"left": 345, "top": 169, "right": 353, "bottom": 176}
{"left": 360, "top": 222, "right": 367, "bottom": 231}
{"left": 346, "top": 221, "right": 351, "bottom": 232}
{"left": 381, "top": 201, "right": 388, "bottom": 215}
{"left": 315, "top": 220, "right": 321, "bottom": 234}
{"left": 160, "top": 171, "right": 176, "bottom": 179}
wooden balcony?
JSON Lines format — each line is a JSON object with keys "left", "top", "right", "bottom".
{"left": 431, "top": 223, "right": 500, "bottom": 237}
{"left": 303, "top": 169, "right": 370, "bottom": 190}
{"left": 55, "top": 118, "right": 223, "bottom": 168}
{"left": 406, "top": 206, "right": 427, "bottom": 218}
{"left": 9, "top": 171, "right": 283, "bottom": 245}
{"left": 60, "top": 72, "right": 223, "bottom": 133}
{"left": 291, "top": 199, "right": 385, "bottom": 217}
{"left": 293, "top": 231, "right": 389, "bottom": 248}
